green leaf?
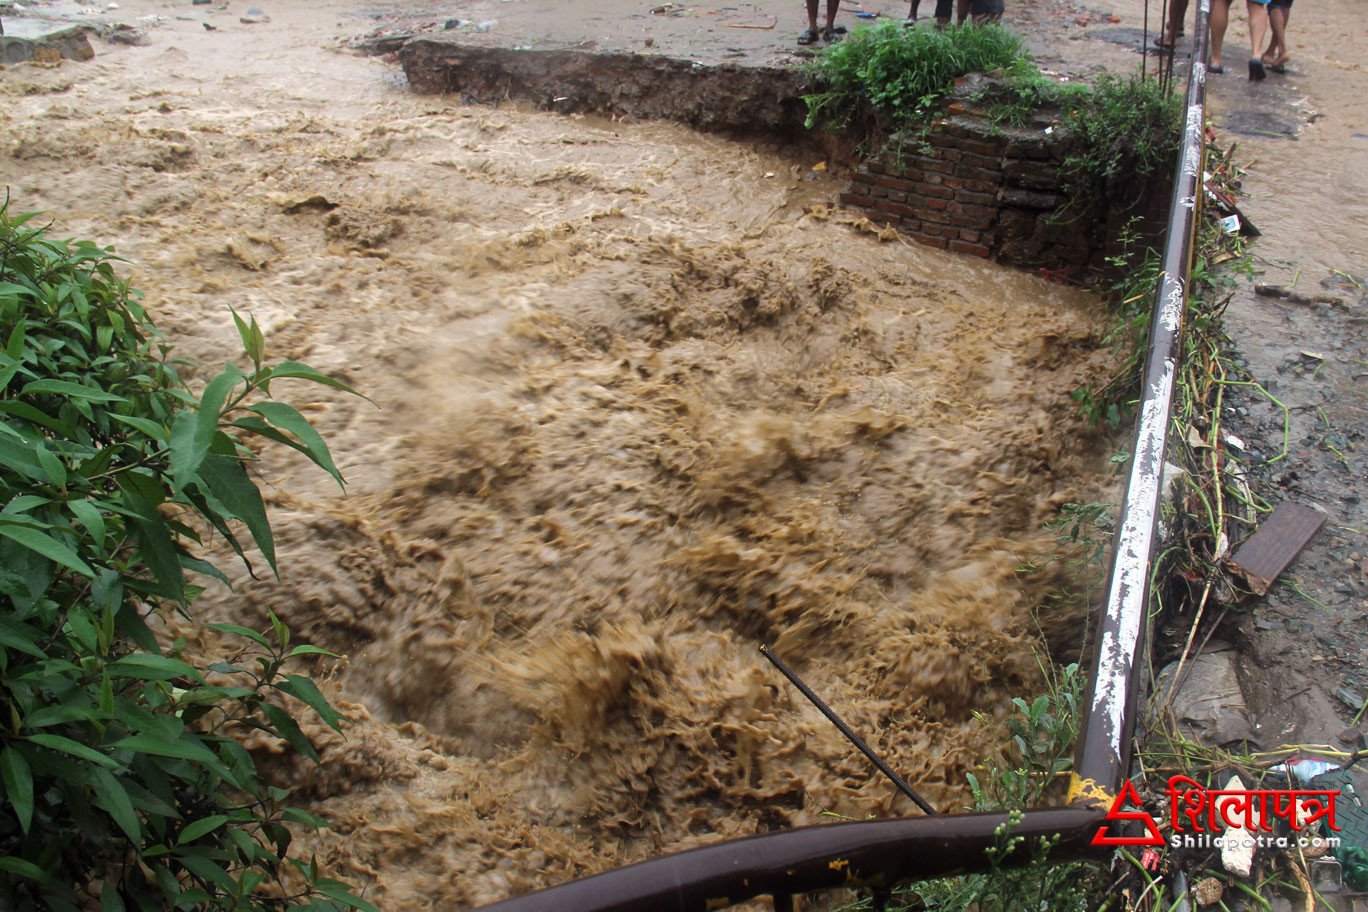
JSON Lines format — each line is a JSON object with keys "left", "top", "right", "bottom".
{"left": 2, "top": 746, "right": 35, "bottom": 833}
{"left": 246, "top": 401, "right": 346, "bottom": 490}
{"left": 278, "top": 674, "right": 342, "bottom": 732}
{"left": 34, "top": 442, "right": 67, "bottom": 488}
{"left": 169, "top": 365, "right": 242, "bottom": 492}
{"left": 0, "top": 434, "right": 50, "bottom": 482}
{"left": 26, "top": 733, "right": 121, "bottom": 769}
{"left": 175, "top": 853, "right": 235, "bottom": 892}
{"left": 229, "top": 307, "right": 265, "bottom": 367}
{"left": 0, "top": 617, "right": 47, "bottom": 659}
{"left": 106, "top": 733, "right": 219, "bottom": 767}
{"left": 268, "top": 361, "right": 373, "bottom": 403}
{"left": 286, "top": 644, "right": 343, "bottom": 659}
{"left": 261, "top": 703, "right": 318, "bottom": 763}
{"left": 0, "top": 522, "right": 95, "bottom": 577}
{"left": 0, "top": 856, "right": 54, "bottom": 885}
{"left": 196, "top": 453, "right": 276, "bottom": 574}
{"left": 281, "top": 807, "right": 330, "bottom": 830}
{"left": 108, "top": 412, "right": 170, "bottom": 443}
{"left": 313, "top": 878, "right": 381, "bottom": 912}
{"left": 206, "top": 622, "right": 272, "bottom": 649}
{"left": 20, "top": 379, "right": 128, "bottom": 403}
{"left": 177, "top": 813, "right": 229, "bottom": 845}
{"left": 93, "top": 767, "right": 142, "bottom": 844}
{"left": 109, "top": 654, "right": 205, "bottom": 684}
{"left": 68, "top": 498, "right": 107, "bottom": 547}
{"left": 100, "top": 882, "right": 126, "bottom": 912}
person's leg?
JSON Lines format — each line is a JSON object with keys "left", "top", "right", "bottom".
{"left": 822, "top": 0, "right": 840, "bottom": 39}
{"left": 955, "top": 0, "right": 969, "bottom": 24}
{"left": 1247, "top": 0, "right": 1269, "bottom": 78}
{"left": 909, "top": 0, "right": 921, "bottom": 20}
{"left": 800, "top": 0, "right": 819, "bottom": 42}
{"left": 934, "top": 0, "right": 953, "bottom": 27}
{"left": 1208, "top": 0, "right": 1230, "bottom": 69}
{"left": 1160, "top": 0, "right": 1190, "bottom": 46}
{"left": 1264, "top": 2, "right": 1290, "bottom": 65}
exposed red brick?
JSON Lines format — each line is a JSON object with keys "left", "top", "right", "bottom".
{"left": 876, "top": 175, "right": 913, "bottom": 190}
{"left": 908, "top": 232, "right": 949, "bottom": 249}
{"left": 960, "top": 177, "right": 1000, "bottom": 194}
{"left": 945, "top": 102, "right": 969, "bottom": 117}
{"left": 913, "top": 183, "right": 955, "bottom": 200}
{"left": 900, "top": 218, "right": 923, "bottom": 232}
{"left": 877, "top": 200, "right": 916, "bottom": 218}
{"left": 949, "top": 212, "right": 993, "bottom": 230}
{"left": 838, "top": 192, "right": 875, "bottom": 208}
{"left": 925, "top": 173, "right": 944, "bottom": 186}
{"left": 867, "top": 160, "right": 887, "bottom": 174}
{"left": 951, "top": 202, "right": 998, "bottom": 220}
{"left": 938, "top": 149, "right": 963, "bottom": 164}
{"left": 962, "top": 166, "right": 1001, "bottom": 184}
{"left": 958, "top": 228, "right": 981, "bottom": 243}
{"left": 954, "top": 188, "right": 998, "bottom": 207}
{"left": 923, "top": 159, "right": 955, "bottom": 174}
{"left": 919, "top": 207, "right": 951, "bottom": 224}
{"left": 851, "top": 170, "right": 878, "bottom": 185}
{"left": 959, "top": 139, "right": 1001, "bottom": 157}
{"left": 950, "top": 239, "right": 992, "bottom": 257}
{"left": 922, "top": 197, "right": 949, "bottom": 211}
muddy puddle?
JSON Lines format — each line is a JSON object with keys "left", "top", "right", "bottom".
{"left": 1, "top": 3, "right": 1126, "bottom": 907}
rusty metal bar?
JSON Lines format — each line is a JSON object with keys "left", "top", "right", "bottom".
{"left": 760, "top": 645, "right": 937, "bottom": 815}
{"left": 470, "top": 15, "right": 1213, "bottom": 910}
{"left": 476, "top": 809, "right": 1101, "bottom": 912}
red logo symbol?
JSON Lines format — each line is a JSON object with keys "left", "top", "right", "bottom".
{"left": 1091, "top": 780, "right": 1165, "bottom": 847}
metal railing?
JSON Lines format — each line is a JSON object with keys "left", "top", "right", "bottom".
{"left": 474, "top": 13, "right": 1214, "bottom": 908}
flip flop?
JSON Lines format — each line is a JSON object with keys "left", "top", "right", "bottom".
{"left": 797, "top": 28, "right": 819, "bottom": 44}
{"left": 1269, "top": 62, "right": 1287, "bottom": 73}
{"left": 1248, "top": 57, "right": 1266, "bottom": 80}
{"left": 822, "top": 27, "right": 844, "bottom": 41}
{"left": 1153, "top": 36, "right": 1175, "bottom": 50}
{"left": 1208, "top": 63, "right": 1224, "bottom": 74}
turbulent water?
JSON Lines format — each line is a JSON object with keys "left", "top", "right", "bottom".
{"left": 2, "top": 4, "right": 1124, "bottom": 908}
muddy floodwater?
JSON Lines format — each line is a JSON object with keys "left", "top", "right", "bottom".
{"left": 2, "top": 3, "right": 1126, "bottom": 907}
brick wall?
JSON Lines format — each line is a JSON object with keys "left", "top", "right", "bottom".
{"left": 838, "top": 104, "right": 1171, "bottom": 279}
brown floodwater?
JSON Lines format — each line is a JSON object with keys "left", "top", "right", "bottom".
{"left": 1, "top": 3, "right": 1125, "bottom": 908}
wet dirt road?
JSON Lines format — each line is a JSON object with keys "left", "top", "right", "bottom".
{"left": 1, "top": 2, "right": 1127, "bottom": 907}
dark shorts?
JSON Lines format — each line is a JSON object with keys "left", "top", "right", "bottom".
{"left": 1268, "top": 0, "right": 1292, "bottom": 9}
{"left": 934, "top": 0, "right": 953, "bottom": 19}
{"left": 969, "top": 0, "right": 1004, "bottom": 14}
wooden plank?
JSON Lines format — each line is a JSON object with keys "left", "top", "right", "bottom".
{"left": 1228, "top": 501, "right": 1326, "bottom": 595}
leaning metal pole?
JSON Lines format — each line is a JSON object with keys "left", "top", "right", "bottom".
{"left": 1070, "top": 0, "right": 1210, "bottom": 809}
{"left": 471, "top": 11, "right": 1212, "bottom": 908}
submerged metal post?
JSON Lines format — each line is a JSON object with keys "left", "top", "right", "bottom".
{"left": 759, "top": 645, "right": 937, "bottom": 816}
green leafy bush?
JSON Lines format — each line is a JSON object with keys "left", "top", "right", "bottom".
{"left": 0, "top": 202, "right": 372, "bottom": 911}
{"left": 804, "top": 22, "right": 1028, "bottom": 136}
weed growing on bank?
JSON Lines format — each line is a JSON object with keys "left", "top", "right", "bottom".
{"left": 0, "top": 203, "right": 371, "bottom": 911}
{"left": 803, "top": 22, "right": 1027, "bottom": 136}
{"left": 805, "top": 24, "right": 1180, "bottom": 207}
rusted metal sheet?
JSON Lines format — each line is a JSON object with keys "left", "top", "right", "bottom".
{"left": 1229, "top": 501, "right": 1327, "bottom": 595}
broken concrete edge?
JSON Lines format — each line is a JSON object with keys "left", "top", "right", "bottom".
{"left": 0, "top": 24, "right": 96, "bottom": 64}
{"left": 397, "top": 39, "right": 815, "bottom": 136}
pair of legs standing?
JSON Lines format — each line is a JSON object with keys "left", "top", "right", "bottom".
{"left": 799, "top": 0, "right": 840, "bottom": 44}
{"left": 1209, "top": 0, "right": 1270, "bottom": 78}
{"left": 1165, "top": 0, "right": 1286, "bottom": 77}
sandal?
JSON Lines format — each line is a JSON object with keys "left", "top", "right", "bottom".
{"left": 1248, "top": 57, "right": 1266, "bottom": 80}
{"left": 822, "top": 26, "right": 844, "bottom": 41}
{"left": 797, "top": 28, "right": 818, "bottom": 44}
{"left": 1153, "top": 36, "right": 1175, "bottom": 50}
{"left": 1208, "top": 63, "right": 1224, "bottom": 74}
{"left": 1269, "top": 61, "right": 1287, "bottom": 73}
